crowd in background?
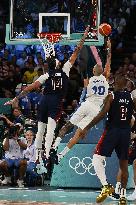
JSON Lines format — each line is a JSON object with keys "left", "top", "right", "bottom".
{"left": 0, "top": 0, "right": 135, "bottom": 187}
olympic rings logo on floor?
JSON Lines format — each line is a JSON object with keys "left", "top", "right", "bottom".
{"left": 69, "top": 156, "right": 106, "bottom": 175}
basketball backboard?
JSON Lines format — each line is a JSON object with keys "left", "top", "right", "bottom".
{"left": 6, "top": 0, "right": 104, "bottom": 46}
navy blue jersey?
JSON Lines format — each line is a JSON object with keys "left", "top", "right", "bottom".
{"left": 43, "top": 69, "right": 68, "bottom": 97}
{"left": 107, "top": 91, "right": 134, "bottom": 128}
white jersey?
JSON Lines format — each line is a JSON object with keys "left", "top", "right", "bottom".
{"left": 4, "top": 137, "right": 27, "bottom": 159}
{"left": 86, "top": 74, "right": 109, "bottom": 106}
{"left": 23, "top": 143, "right": 36, "bottom": 163}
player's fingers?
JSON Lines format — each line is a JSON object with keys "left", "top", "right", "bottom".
{"left": 4, "top": 101, "right": 12, "bottom": 106}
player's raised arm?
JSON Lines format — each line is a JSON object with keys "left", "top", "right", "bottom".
{"left": 4, "top": 73, "right": 49, "bottom": 106}
{"left": 103, "top": 38, "right": 111, "bottom": 79}
{"left": 69, "top": 26, "right": 90, "bottom": 65}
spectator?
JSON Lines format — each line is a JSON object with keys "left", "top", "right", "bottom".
{"left": 126, "top": 79, "right": 135, "bottom": 92}
{"left": 23, "top": 66, "right": 37, "bottom": 84}
{"left": 10, "top": 55, "right": 17, "bottom": 66}
{"left": 43, "top": 62, "right": 49, "bottom": 73}
{"left": 27, "top": 56, "right": 36, "bottom": 67}
{"left": 33, "top": 67, "right": 43, "bottom": 82}
{"left": 35, "top": 57, "right": 44, "bottom": 71}
{"left": 16, "top": 51, "right": 28, "bottom": 69}
{"left": 0, "top": 125, "right": 27, "bottom": 187}
{"left": 23, "top": 129, "right": 38, "bottom": 186}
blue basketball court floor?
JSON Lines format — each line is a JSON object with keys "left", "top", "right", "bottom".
{"left": 0, "top": 187, "right": 135, "bottom": 205}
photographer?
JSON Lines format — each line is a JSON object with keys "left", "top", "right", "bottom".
{"left": 0, "top": 125, "right": 27, "bottom": 187}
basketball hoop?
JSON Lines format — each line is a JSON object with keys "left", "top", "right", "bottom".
{"left": 37, "top": 32, "right": 62, "bottom": 43}
{"left": 37, "top": 32, "right": 62, "bottom": 60}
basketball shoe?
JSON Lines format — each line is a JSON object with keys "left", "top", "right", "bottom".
{"left": 50, "top": 149, "right": 61, "bottom": 165}
{"left": 118, "top": 197, "right": 127, "bottom": 205}
{"left": 109, "top": 192, "right": 120, "bottom": 200}
{"left": 127, "top": 190, "right": 136, "bottom": 201}
{"left": 96, "top": 184, "right": 115, "bottom": 203}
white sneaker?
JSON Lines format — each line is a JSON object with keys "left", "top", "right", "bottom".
{"left": 17, "top": 179, "right": 24, "bottom": 188}
{"left": 127, "top": 191, "right": 136, "bottom": 201}
{"left": 1, "top": 177, "right": 11, "bottom": 185}
{"left": 36, "top": 162, "right": 47, "bottom": 175}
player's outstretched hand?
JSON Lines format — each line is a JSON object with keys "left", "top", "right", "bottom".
{"left": 4, "top": 97, "right": 18, "bottom": 107}
{"left": 84, "top": 25, "right": 90, "bottom": 37}
{"left": 77, "top": 25, "right": 90, "bottom": 50}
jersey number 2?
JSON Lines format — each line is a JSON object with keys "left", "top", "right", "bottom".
{"left": 120, "top": 106, "right": 127, "bottom": 120}
{"left": 92, "top": 85, "right": 105, "bottom": 95}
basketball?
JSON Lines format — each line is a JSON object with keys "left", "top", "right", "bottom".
{"left": 99, "top": 23, "right": 112, "bottom": 36}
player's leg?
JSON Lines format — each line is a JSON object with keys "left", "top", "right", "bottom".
{"left": 57, "top": 127, "right": 85, "bottom": 162}
{"left": 92, "top": 153, "right": 114, "bottom": 203}
{"left": 115, "top": 169, "right": 121, "bottom": 195}
{"left": 93, "top": 154, "right": 108, "bottom": 185}
{"left": 92, "top": 128, "right": 116, "bottom": 203}
{"left": 118, "top": 159, "right": 128, "bottom": 205}
{"left": 35, "top": 96, "right": 48, "bottom": 162}
{"left": 127, "top": 159, "right": 136, "bottom": 201}
{"left": 44, "top": 117, "right": 56, "bottom": 160}
{"left": 109, "top": 168, "right": 121, "bottom": 200}
{"left": 53, "top": 78, "right": 88, "bottom": 149}
{"left": 52, "top": 101, "right": 88, "bottom": 150}
{"left": 52, "top": 121, "right": 74, "bottom": 150}
{"left": 116, "top": 128, "right": 131, "bottom": 205}
{"left": 133, "top": 159, "right": 136, "bottom": 189}
{"left": 55, "top": 102, "right": 99, "bottom": 163}
{"left": 127, "top": 136, "right": 136, "bottom": 201}
{"left": 35, "top": 121, "right": 46, "bottom": 161}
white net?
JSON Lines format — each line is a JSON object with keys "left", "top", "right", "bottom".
{"left": 37, "top": 33, "right": 61, "bottom": 60}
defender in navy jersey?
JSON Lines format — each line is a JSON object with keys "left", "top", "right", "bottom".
{"left": 81, "top": 75, "right": 136, "bottom": 205}
{"left": 5, "top": 26, "right": 90, "bottom": 165}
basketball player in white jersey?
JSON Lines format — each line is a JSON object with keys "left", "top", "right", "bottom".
{"left": 52, "top": 39, "right": 111, "bottom": 163}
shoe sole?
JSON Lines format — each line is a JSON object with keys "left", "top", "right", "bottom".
{"left": 109, "top": 195, "right": 120, "bottom": 201}
{"left": 96, "top": 187, "right": 115, "bottom": 203}
{"left": 118, "top": 198, "right": 127, "bottom": 205}
{"left": 118, "top": 201, "right": 127, "bottom": 205}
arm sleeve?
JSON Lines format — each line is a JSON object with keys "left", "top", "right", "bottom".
{"left": 35, "top": 73, "right": 49, "bottom": 84}
{"left": 132, "top": 89, "right": 136, "bottom": 99}
{"left": 62, "top": 60, "right": 72, "bottom": 77}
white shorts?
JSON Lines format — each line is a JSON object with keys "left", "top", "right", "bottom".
{"left": 70, "top": 100, "right": 101, "bottom": 130}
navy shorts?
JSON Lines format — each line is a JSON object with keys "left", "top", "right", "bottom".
{"left": 94, "top": 127, "right": 131, "bottom": 160}
{"left": 5, "top": 158, "right": 22, "bottom": 168}
{"left": 38, "top": 94, "right": 62, "bottom": 123}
